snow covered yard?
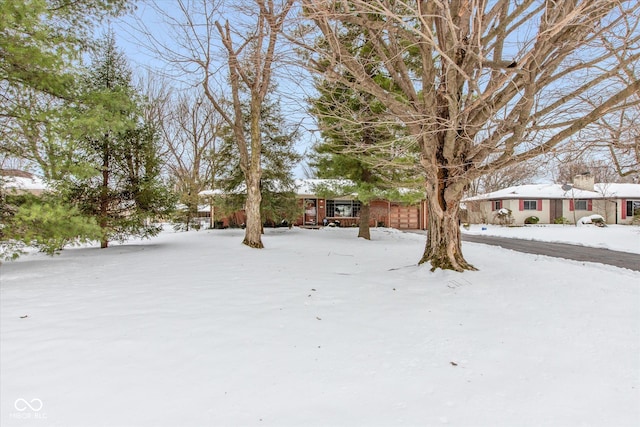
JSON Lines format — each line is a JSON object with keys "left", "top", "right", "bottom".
{"left": 462, "top": 223, "right": 640, "bottom": 254}
{"left": 1, "top": 227, "right": 638, "bottom": 427}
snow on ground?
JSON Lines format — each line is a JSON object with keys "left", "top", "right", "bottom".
{"left": 1, "top": 227, "right": 639, "bottom": 427}
{"left": 463, "top": 223, "right": 640, "bottom": 254}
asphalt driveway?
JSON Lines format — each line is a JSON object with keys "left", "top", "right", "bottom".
{"left": 461, "top": 234, "right": 640, "bottom": 271}
{"left": 405, "top": 230, "right": 640, "bottom": 271}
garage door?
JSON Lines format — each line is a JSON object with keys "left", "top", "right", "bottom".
{"left": 389, "top": 206, "right": 420, "bottom": 229}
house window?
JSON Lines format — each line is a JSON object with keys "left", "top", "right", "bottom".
{"left": 326, "top": 200, "right": 361, "bottom": 217}
{"left": 574, "top": 200, "right": 588, "bottom": 210}
{"left": 492, "top": 200, "right": 502, "bottom": 211}
{"left": 627, "top": 200, "right": 640, "bottom": 218}
{"left": 523, "top": 200, "right": 537, "bottom": 210}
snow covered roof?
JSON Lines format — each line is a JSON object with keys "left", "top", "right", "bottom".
{"left": 464, "top": 183, "right": 640, "bottom": 201}
{"left": 198, "top": 188, "right": 226, "bottom": 197}
{"left": 175, "top": 203, "right": 211, "bottom": 212}
{"left": 1, "top": 174, "right": 49, "bottom": 193}
{"left": 294, "top": 179, "right": 355, "bottom": 196}
{"left": 594, "top": 183, "right": 640, "bottom": 198}
{"left": 199, "top": 179, "right": 356, "bottom": 198}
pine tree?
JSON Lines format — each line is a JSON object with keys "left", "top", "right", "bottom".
{"left": 1, "top": 0, "right": 130, "bottom": 174}
{"left": 0, "top": 191, "right": 102, "bottom": 260}
{"left": 63, "top": 33, "right": 173, "bottom": 248}
{"left": 309, "top": 41, "right": 422, "bottom": 239}
{"left": 219, "top": 92, "right": 301, "bottom": 228}
{"left": 1, "top": 1, "right": 131, "bottom": 260}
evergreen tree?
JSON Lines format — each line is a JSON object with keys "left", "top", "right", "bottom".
{"left": 1, "top": 192, "right": 102, "bottom": 260}
{"left": 309, "top": 35, "right": 422, "bottom": 239}
{"left": 1, "top": 0, "right": 130, "bottom": 172}
{"left": 219, "top": 92, "right": 301, "bottom": 228}
{"left": 63, "top": 33, "right": 173, "bottom": 248}
{"left": 1, "top": 0, "right": 131, "bottom": 259}
{"left": 258, "top": 96, "right": 302, "bottom": 228}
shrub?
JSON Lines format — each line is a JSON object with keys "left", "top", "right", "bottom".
{"left": 2, "top": 197, "right": 102, "bottom": 259}
{"left": 577, "top": 214, "right": 606, "bottom": 227}
{"left": 591, "top": 216, "right": 606, "bottom": 227}
{"left": 553, "top": 216, "right": 569, "bottom": 225}
{"left": 493, "top": 208, "right": 513, "bottom": 226}
{"left": 524, "top": 216, "right": 540, "bottom": 224}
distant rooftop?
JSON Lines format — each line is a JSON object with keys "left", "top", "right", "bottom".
{"left": 1, "top": 170, "right": 48, "bottom": 193}
{"left": 464, "top": 183, "right": 640, "bottom": 201}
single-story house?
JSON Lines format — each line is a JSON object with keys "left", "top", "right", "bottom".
{"left": 463, "top": 174, "right": 640, "bottom": 225}
{"left": 294, "top": 179, "right": 428, "bottom": 230}
{"left": 198, "top": 188, "right": 247, "bottom": 228}
{"left": 199, "top": 179, "right": 429, "bottom": 230}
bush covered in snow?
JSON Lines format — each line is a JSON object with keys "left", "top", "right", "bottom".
{"left": 577, "top": 214, "right": 606, "bottom": 227}
{"left": 525, "top": 216, "right": 540, "bottom": 224}
{"left": 493, "top": 207, "right": 513, "bottom": 226}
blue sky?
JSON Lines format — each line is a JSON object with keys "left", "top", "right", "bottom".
{"left": 105, "top": 2, "right": 317, "bottom": 178}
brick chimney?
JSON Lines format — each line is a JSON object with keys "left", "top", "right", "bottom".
{"left": 573, "top": 172, "right": 595, "bottom": 191}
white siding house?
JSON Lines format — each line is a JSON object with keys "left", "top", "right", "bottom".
{"left": 463, "top": 176, "right": 640, "bottom": 225}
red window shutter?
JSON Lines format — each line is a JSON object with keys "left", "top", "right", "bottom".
{"left": 537, "top": 199, "right": 543, "bottom": 211}
{"left": 499, "top": 200, "right": 502, "bottom": 210}
{"left": 621, "top": 199, "right": 627, "bottom": 219}
{"left": 519, "top": 199, "right": 524, "bottom": 211}
{"left": 569, "top": 199, "right": 574, "bottom": 211}
{"left": 588, "top": 200, "right": 593, "bottom": 211}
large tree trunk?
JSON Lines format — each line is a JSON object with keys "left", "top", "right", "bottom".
{"left": 241, "top": 92, "right": 265, "bottom": 248}
{"left": 358, "top": 203, "right": 371, "bottom": 240}
{"left": 243, "top": 172, "right": 263, "bottom": 248}
{"left": 185, "top": 198, "right": 192, "bottom": 231}
{"left": 419, "top": 184, "right": 476, "bottom": 272}
{"left": 100, "top": 142, "right": 110, "bottom": 249}
{"left": 303, "top": 0, "right": 640, "bottom": 274}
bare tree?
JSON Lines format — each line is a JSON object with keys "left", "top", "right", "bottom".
{"left": 212, "top": 1, "right": 295, "bottom": 247}
{"left": 601, "top": 114, "right": 640, "bottom": 181}
{"left": 158, "top": 90, "right": 229, "bottom": 229}
{"left": 552, "top": 155, "right": 627, "bottom": 185}
{"left": 592, "top": 20, "right": 640, "bottom": 181}
{"left": 140, "top": 0, "right": 294, "bottom": 248}
{"left": 468, "top": 160, "right": 539, "bottom": 195}
{"left": 299, "top": 0, "right": 640, "bottom": 271}
{"left": 587, "top": 103, "right": 640, "bottom": 181}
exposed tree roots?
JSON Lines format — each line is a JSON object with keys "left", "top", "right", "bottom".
{"left": 242, "top": 238, "right": 264, "bottom": 249}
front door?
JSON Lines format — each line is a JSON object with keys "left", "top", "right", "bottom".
{"left": 304, "top": 199, "right": 317, "bottom": 225}
{"left": 550, "top": 199, "right": 563, "bottom": 223}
